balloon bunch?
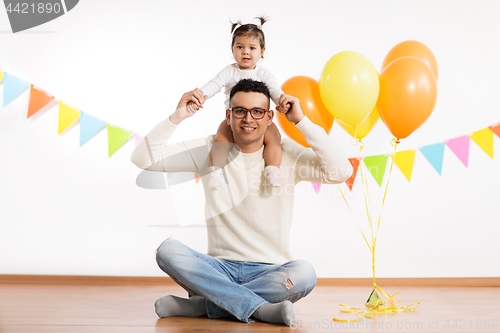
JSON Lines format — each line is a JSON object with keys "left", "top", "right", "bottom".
{"left": 277, "top": 41, "right": 438, "bottom": 321}
{"left": 277, "top": 40, "right": 438, "bottom": 143}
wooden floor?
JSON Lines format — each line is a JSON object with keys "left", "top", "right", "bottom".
{"left": 1, "top": 277, "right": 499, "bottom": 333}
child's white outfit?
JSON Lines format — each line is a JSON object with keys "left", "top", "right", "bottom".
{"left": 201, "top": 63, "right": 283, "bottom": 108}
{"left": 200, "top": 63, "right": 284, "bottom": 189}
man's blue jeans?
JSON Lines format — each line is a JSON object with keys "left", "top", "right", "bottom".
{"left": 155, "top": 238, "right": 317, "bottom": 322}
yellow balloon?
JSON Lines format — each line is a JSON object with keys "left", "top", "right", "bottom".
{"left": 337, "top": 106, "right": 380, "bottom": 139}
{"left": 320, "top": 51, "right": 380, "bottom": 127}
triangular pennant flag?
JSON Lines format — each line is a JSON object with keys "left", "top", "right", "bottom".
{"left": 490, "top": 123, "right": 500, "bottom": 138}
{"left": 195, "top": 173, "right": 200, "bottom": 184}
{"left": 419, "top": 143, "right": 445, "bottom": 175}
{"left": 446, "top": 136, "right": 470, "bottom": 167}
{"left": 393, "top": 150, "right": 416, "bottom": 182}
{"left": 470, "top": 128, "right": 494, "bottom": 159}
{"left": 346, "top": 158, "right": 360, "bottom": 191}
{"left": 27, "top": 85, "right": 54, "bottom": 118}
{"left": 79, "top": 111, "right": 106, "bottom": 146}
{"left": 311, "top": 182, "right": 321, "bottom": 194}
{"left": 0, "top": 71, "right": 3, "bottom": 83}
{"left": 58, "top": 101, "right": 80, "bottom": 134}
{"left": 134, "top": 133, "right": 144, "bottom": 146}
{"left": 363, "top": 154, "right": 388, "bottom": 187}
{"left": 3, "top": 72, "right": 29, "bottom": 106}
{"left": 107, "top": 123, "right": 132, "bottom": 157}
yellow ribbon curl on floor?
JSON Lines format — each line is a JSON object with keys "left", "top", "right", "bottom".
{"left": 333, "top": 138, "right": 420, "bottom": 322}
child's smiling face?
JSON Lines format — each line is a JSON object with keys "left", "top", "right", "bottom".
{"left": 232, "top": 35, "right": 265, "bottom": 70}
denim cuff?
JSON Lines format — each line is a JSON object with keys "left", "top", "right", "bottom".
{"left": 206, "top": 298, "right": 265, "bottom": 323}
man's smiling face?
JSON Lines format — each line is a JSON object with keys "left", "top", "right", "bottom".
{"left": 226, "top": 91, "right": 272, "bottom": 153}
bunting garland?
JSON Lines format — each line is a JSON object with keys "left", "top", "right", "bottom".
{"left": 470, "top": 128, "right": 494, "bottom": 159}
{"left": 134, "top": 133, "right": 144, "bottom": 146}
{"left": 393, "top": 150, "right": 416, "bottom": 182}
{"left": 1, "top": 70, "right": 135, "bottom": 158}
{"left": 107, "top": 123, "right": 133, "bottom": 157}
{"left": 79, "top": 111, "right": 106, "bottom": 146}
{"left": 490, "top": 123, "right": 500, "bottom": 138}
{"left": 446, "top": 136, "right": 470, "bottom": 167}
{"left": 419, "top": 143, "right": 445, "bottom": 175}
{"left": 3, "top": 72, "right": 29, "bottom": 106}
{"left": 27, "top": 85, "right": 54, "bottom": 118}
{"left": 363, "top": 155, "right": 388, "bottom": 187}
{"left": 346, "top": 158, "right": 360, "bottom": 191}
{"left": 58, "top": 101, "right": 80, "bottom": 134}
{"left": 0, "top": 70, "right": 498, "bottom": 189}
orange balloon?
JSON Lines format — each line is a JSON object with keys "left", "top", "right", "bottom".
{"left": 378, "top": 57, "right": 438, "bottom": 139}
{"left": 277, "top": 76, "right": 334, "bottom": 147}
{"left": 382, "top": 40, "right": 438, "bottom": 80}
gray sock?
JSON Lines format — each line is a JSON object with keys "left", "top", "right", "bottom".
{"left": 154, "top": 295, "right": 207, "bottom": 318}
{"left": 252, "top": 300, "right": 295, "bottom": 326}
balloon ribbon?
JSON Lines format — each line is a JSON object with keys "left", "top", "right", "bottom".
{"left": 334, "top": 138, "right": 419, "bottom": 322}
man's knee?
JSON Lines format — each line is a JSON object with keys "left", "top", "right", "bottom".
{"left": 156, "top": 238, "right": 184, "bottom": 270}
{"left": 286, "top": 259, "right": 317, "bottom": 291}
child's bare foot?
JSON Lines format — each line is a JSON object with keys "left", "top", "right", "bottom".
{"left": 208, "top": 166, "right": 225, "bottom": 190}
{"left": 265, "top": 166, "right": 283, "bottom": 188}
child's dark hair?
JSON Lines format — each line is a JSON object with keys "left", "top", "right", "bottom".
{"left": 229, "top": 79, "right": 270, "bottom": 101}
{"left": 230, "top": 16, "right": 267, "bottom": 49}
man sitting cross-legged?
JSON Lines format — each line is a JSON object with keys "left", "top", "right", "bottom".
{"left": 130, "top": 79, "right": 353, "bottom": 326}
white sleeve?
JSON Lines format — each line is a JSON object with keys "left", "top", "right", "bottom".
{"left": 130, "top": 117, "right": 208, "bottom": 173}
{"left": 200, "top": 65, "right": 234, "bottom": 99}
{"left": 293, "top": 116, "right": 353, "bottom": 184}
{"left": 260, "top": 68, "right": 284, "bottom": 106}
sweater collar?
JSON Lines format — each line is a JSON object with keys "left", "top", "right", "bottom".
{"left": 229, "top": 144, "right": 264, "bottom": 169}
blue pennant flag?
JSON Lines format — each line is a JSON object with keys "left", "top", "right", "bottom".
{"left": 3, "top": 72, "right": 29, "bottom": 106}
{"left": 419, "top": 143, "right": 445, "bottom": 175}
{"left": 79, "top": 111, "right": 106, "bottom": 146}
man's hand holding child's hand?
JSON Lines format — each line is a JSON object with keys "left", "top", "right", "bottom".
{"left": 170, "top": 88, "right": 207, "bottom": 125}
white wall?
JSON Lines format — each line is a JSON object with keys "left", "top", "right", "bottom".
{"left": 0, "top": 0, "right": 499, "bottom": 278}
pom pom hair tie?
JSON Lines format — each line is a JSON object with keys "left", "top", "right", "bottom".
{"left": 234, "top": 20, "right": 263, "bottom": 30}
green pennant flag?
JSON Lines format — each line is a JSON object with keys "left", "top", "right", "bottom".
{"left": 363, "top": 154, "right": 388, "bottom": 187}
{"left": 107, "top": 123, "right": 132, "bottom": 157}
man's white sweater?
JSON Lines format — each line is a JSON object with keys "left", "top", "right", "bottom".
{"left": 130, "top": 116, "right": 352, "bottom": 265}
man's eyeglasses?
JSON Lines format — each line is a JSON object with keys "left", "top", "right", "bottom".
{"left": 229, "top": 107, "right": 269, "bottom": 120}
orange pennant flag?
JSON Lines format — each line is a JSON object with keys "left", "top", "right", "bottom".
{"left": 490, "top": 123, "right": 500, "bottom": 138}
{"left": 393, "top": 150, "right": 416, "bottom": 182}
{"left": 195, "top": 173, "right": 200, "bottom": 184}
{"left": 27, "top": 85, "right": 54, "bottom": 118}
{"left": 346, "top": 158, "right": 360, "bottom": 191}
